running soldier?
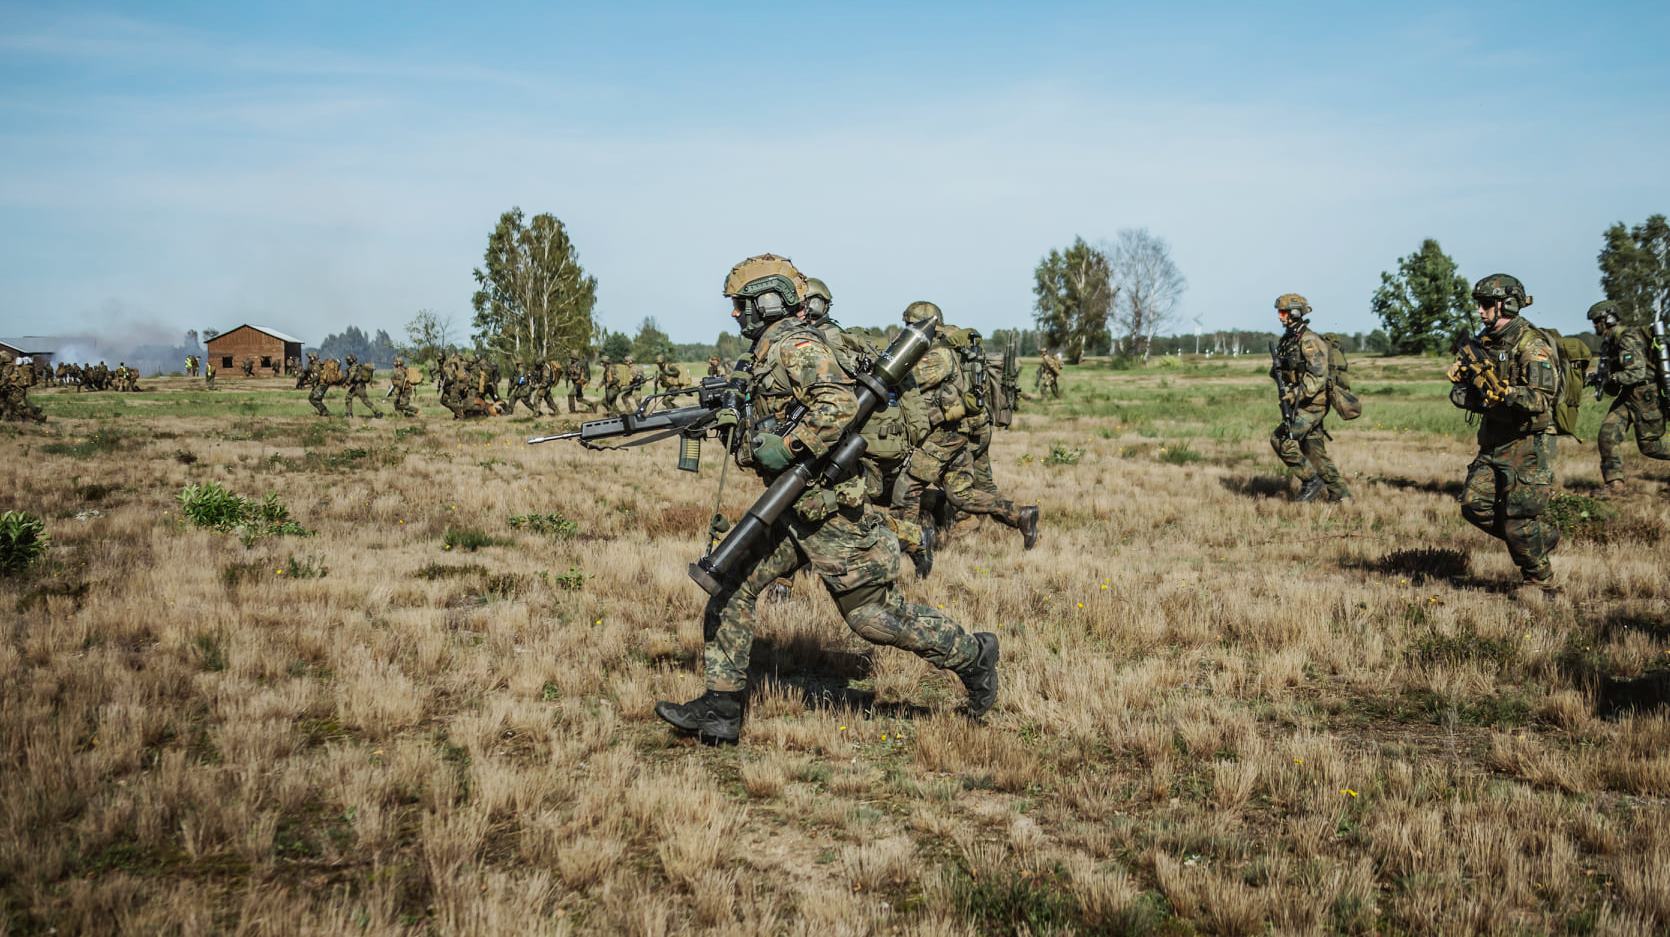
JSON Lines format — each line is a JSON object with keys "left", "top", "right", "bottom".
{"left": 1447, "top": 274, "right": 1562, "bottom": 599}
{"left": 897, "top": 303, "right": 1040, "bottom": 551}
{"left": 388, "top": 356, "right": 419, "bottom": 417}
{"left": 342, "top": 354, "right": 383, "bottom": 418}
{"left": 1269, "top": 293, "right": 1351, "bottom": 502}
{"left": 1587, "top": 300, "right": 1669, "bottom": 495}
{"left": 565, "top": 353, "right": 595, "bottom": 413}
{"left": 653, "top": 254, "right": 1000, "bottom": 744}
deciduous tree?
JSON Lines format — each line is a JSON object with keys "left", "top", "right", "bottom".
{"left": 1108, "top": 228, "right": 1186, "bottom": 361}
{"left": 1033, "top": 238, "right": 1115, "bottom": 364}
{"left": 1370, "top": 239, "right": 1472, "bottom": 354}
{"left": 471, "top": 208, "right": 597, "bottom": 365}
{"left": 1599, "top": 214, "right": 1670, "bottom": 326}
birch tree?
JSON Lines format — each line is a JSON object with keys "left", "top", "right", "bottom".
{"left": 471, "top": 208, "right": 597, "bottom": 364}
{"left": 1108, "top": 228, "right": 1186, "bottom": 361}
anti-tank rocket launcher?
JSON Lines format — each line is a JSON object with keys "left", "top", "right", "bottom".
{"left": 1652, "top": 317, "right": 1670, "bottom": 404}
{"left": 689, "top": 314, "right": 939, "bottom": 596}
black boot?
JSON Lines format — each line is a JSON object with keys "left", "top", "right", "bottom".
{"left": 654, "top": 689, "right": 744, "bottom": 744}
{"left": 912, "top": 524, "right": 935, "bottom": 578}
{"left": 956, "top": 633, "right": 1000, "bottom": 718}
{"left": 1296, "top": 477, "right": 1326, "bottom": 502}
{"left": 1018, "top": 506, "right": 1040, "bottom": 550}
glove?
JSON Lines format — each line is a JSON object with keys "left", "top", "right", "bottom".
{"left": 750, "top": 432, "right": 795, "bottom": 472}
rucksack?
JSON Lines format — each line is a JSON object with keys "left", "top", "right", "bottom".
{"left": 1322, "top": 334, "right": 1362, "bottom": 421}
{"left": 1538, "top": 328, "right": 1590, "bottom": 440}
{"left": 320, "top": 358, "right": 343, "bottom": 386}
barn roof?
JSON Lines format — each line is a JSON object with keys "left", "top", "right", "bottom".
{"left": 0, "top": 337, "right": 54, "bottom": 355}
{"left": 210, "top": 324, "right": 305, "bottom": 344}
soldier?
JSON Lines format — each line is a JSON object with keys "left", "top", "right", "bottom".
{"left": 505, "top": 362, "right": 540, "bottom": 415}
{"left": 1447, "top": 274, "right": 1562, "bottom": 598}
{"left": 203, "top": 360, "right": 216, "bottom": 390}
{"left": 185, "top": 354, "right": 198, "bottom": 378}
{"left": 241, "top": 356, "right": 254, "bottom": 378}
{"left": 896, "top": 302, "right": 1040, "bottom": 551}
{"left": 529, "top": 359, "right": 559, "bottom": 415}
{"left": 1269, "top": 293, "right": 1351, "bottom": 502}
{"left": 621, "top": 355, "right": 645, "bottom": 412}
{"left": 1036, "top": 348, "right": 1062, "bottom": 399}
{"left": 2, "top": 350, "right": 46, "bottom": 422}
{"left": 653, "top": 254, "right": 1000, "bottom": 744}
{"left": 1587, "top": 301, "right": 1669, "bottom": 495}
{"left": 388, "top": 356, "right": 419, "bottom": 417}
{"left": 342, "top": 354, "right": 383, "bottom": 418}
{"left": 707, "top": 354, "right": 729, "bottom": 377}
{"left": 559, "top": 353, "right": 591, "bottom": 413}
{"left": 653, "top": 354, "right": 683, "bottom": 408}
{"left": 306, "top": 354, "right": 333, "bottom": 416}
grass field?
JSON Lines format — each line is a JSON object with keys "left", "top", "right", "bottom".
{"left": 3, "top": 356, "right": 1669, "bottom": 935}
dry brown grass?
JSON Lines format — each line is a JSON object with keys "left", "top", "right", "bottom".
{"left": 3, "top": 362, "right": 1669, "bottom": 934}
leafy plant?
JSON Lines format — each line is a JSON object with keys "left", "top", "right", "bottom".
{"left": 442, "top": 526, "right": 508, "bottom": 552}
{"left": 177, "top": 483, "right": 311, "bottom": 544}
{"left": 1044, "top": 444, "right": 1084, "bottom": 466}
{"left": 509, "top": 512, "right": 580, "bottom": 539}
{"left": 1156, "top": 442, "right": 1204, "bottom": 465}
{"left": 0, "top": 511, "right": 49, "bottom": 575}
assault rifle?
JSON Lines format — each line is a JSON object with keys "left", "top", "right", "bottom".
{"left": 688, "top": 317, "right": 937, "bottom": 595}
{"left": 994, "top": 342, "right": 1019, "bottom": 428}
{"left": 1268, "top": 341, "right": 1296, "bottom": 432}
{"left": 1448, "top": 334, "right": 1510, "bottom": 407}
{"left": 527, "top": 371, "right": 754, "bottom": 473}
{"left": 1585, "top": 350, "right": 1611, "bottom": 402}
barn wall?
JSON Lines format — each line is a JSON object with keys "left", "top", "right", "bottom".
{"left": 204, "top": 328, "right": 293, "bottom": 376}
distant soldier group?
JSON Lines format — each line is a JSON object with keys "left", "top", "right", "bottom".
{"left": 31, "top": 361, "right": 139, "bottom": 392}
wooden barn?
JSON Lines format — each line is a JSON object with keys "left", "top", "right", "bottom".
{"left": 204, "top": 325, "right": 304, "bottom": 375}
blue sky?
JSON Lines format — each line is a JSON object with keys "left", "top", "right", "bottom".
{"left": 1, "top": 1, "right": 1667, "bottom": 346}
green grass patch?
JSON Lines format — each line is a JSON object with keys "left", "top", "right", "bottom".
{"left": 414, "top": 562, "right": 488, "bottom": 580}
{"left": 1044, "top": 444, "right": 1084, "bottom": 466}
{"left": 41, "top": 428, "right": 125, "bottom": 457}
{"left": 1156, "top": 441, "right": 1204, "bottom": 465}
{"left": 441, "top": 527, "right": 509, "bottom": 552}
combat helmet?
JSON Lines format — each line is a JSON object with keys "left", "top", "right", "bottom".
{"left": 345, "top": 354, "right": 358, "bottom": 365}
{"left": 723, "top": 253, "right": 809, "bottom": 339}
{"left": 1471, "top": 274, "right": 1532, "bottom": 315}
{"left": 803, "top": 277, "right": 833, "bottom": 321}
{"left": 902, "top": 300, "right": 942, "bottom": 326}
{"left": 1274, "top": 293, "right": 1312, "bottom": 317}
{"left": 1585, "top": 300, "right": 1621, "bottom": 329}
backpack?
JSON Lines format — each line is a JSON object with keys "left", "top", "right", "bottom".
{"left": 320, "top": 358, "right": 343, "bottom": 386}
{"left": 1537, "top": 328, "right": 1589, "bottom": 440}
{"left": 357, "top": 363, "right": 375, "bottom": 384}
{"left": 1322, "top": 334, "right": 1362, "bottom": 421}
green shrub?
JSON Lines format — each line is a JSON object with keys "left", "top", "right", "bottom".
{"left": 0, "top": 511, "right": 50, "bottom": 575}
{"left": 177, "top": 483, "right": 310, "bottom": 543}
{"left": 509, "top": 512, "right": 580, "bottom": 539}
{"left": 1044, "top": 444, "right": 1084, "bottom": 466}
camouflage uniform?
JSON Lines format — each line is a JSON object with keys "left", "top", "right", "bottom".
{"left": 898, "top": 328, "right": 1038, "bottom": 547}
{"left": 564, "top": 355, "right": 594, "bottom": 413}
{"left": 1595, "top": 320, "right": 1669, "bottom": 484}
{"left": 389, "top": 357, "right": 418, "bottom": 417}
{"left": 505, "top": 364, "right": 539, "bottom": 415}
{"left": 707, "top": 355, "right": 729, "bottom": 377}
{"left": 442, "top": 357, "right": 491, "bottom": 419}
{"left": 1269, "top": 301, "right": 1349, "bottom": 501}
{"left": 654, "top": 356, "right": 683, "bottom": 409}
{"left": 204, "top": 362, "right": 217, "bottom": 390}
{"left": 600, "top": 355, "right": 622, "bottom": 414}
{"left": 1037, "top": 350, "right": 1062, "bottom": 398}
{"left": 306, "top": 355, "right": 333, "bottom": 416}
{"left": 241, "top": 357, "right": 254, "bottom": 377}
{"left": 532, "top": 360, "right": 560, "bottom": 415}
{"left": 1449, "top": 284, "right": 1561, "bottom": 586}
{"left": 621, "top": 357, "right": 645, "bottom": 412}
{"left": 343, "top": 356, "right": 382, "bottom": 418}
{"left": 1, "top": 351, "right": 46, "bottom": 422}
{"left": 700, "top": 315, "right": 985, "bottom": 692}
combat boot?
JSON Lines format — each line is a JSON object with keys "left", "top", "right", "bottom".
{"left": 654, "top": 689, "right": 744, "bottom": 744}
{"left": 1296, "top": 477, "right": 1326, "bottom": 502}
{"left": 956, "top": 632, "right": 1000, "bottom": 718}
{"left": 1599, "top": 479, "right": 1633, "bottom": 500}
{"left": 1018, "top": 506, "right": 1040, "bottom": 550}
{"left": 912, "top": 524, "right": 935, "bottom": 578}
